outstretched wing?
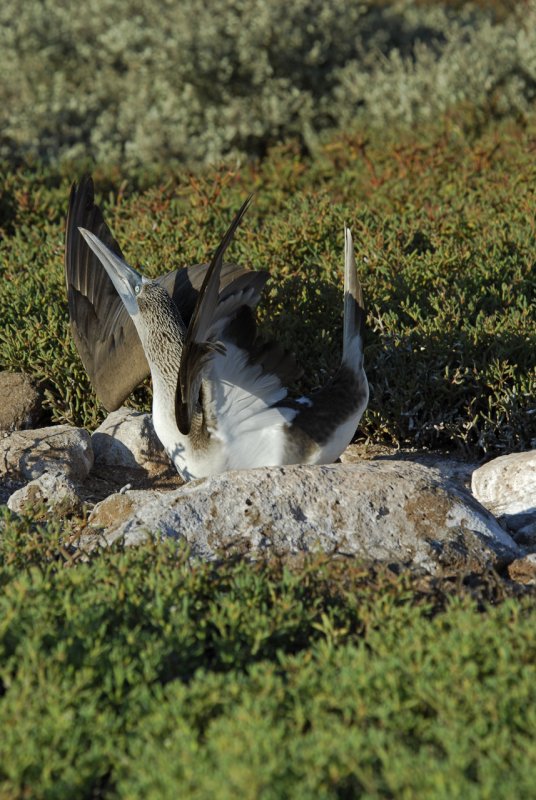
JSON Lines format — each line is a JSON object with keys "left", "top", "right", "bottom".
{"left": 65, "top": 175, "right": 145, "bottom": 411}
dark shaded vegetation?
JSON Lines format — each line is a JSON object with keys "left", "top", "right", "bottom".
{"left": 0, "top": 510, "right": 534, "bottom": 798}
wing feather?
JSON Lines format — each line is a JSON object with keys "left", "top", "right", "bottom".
{"left": 203, "top": 343, "right": 297, "bottom": 469}
{"left": 65, "top": 176, "right": 149, "bottom": 411}
{"left": 175, "top": 195, "right": 254, "bottom": 434}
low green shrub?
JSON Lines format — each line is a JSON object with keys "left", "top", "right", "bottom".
{"left": 0, "top": 511, "right": 534, "bottom": 799}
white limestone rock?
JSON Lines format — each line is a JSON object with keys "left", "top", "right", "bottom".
{"left": 87, "top": 461, "right": 519, "bottom": 575}
{"left": 7, "top": 471, "right": 84, "bottom": 516}
{"left": 471, "top": 450, "right": 536, "bottom": 529}
{"left": 91, "top": 407, "right": 168, "bottom": 473}
{"left": 341, "top": 445, "right": 477, "bottom": 490}
{"left": 0, "top": 425, "right": 93, "bottom": 482}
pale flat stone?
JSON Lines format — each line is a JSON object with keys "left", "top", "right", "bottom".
{"left": 0, "top": 371, "right": 42, "bottom": 431}
{"left": 7, "top": 472, "right": 83, "bottom": 516}
{"left": 342, "top": 444, "right": 476, "bottom": 489}
{"left": 471, "top": 451, "right": 536, "bottom": 526}
{"left": 87, "top": 461, "right": 519, "bottom": 575}
{"left": 0, "top": 425, "right": 93, "bottom": 482}
{"left": 91, "top": 407, "right": 168, "bottom": 473}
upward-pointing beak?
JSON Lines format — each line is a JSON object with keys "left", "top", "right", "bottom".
{"left": 78, "top": 227, "right": 142, "bottom": 317}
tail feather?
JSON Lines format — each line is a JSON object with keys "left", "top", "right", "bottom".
{"left": 342, "top": 227, "right": 365, "bottom": 366}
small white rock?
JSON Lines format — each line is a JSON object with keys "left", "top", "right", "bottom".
{"left": 7, "top": 471, "right": 83, "bottom": 516}
{"left": 0, "top": 425, "right": 93, "bottom": 482}
{"left": 471, "top": 450, "right": 536, "bottom": 521}
{"left": 91, "top": 407, "right": 167, "bottom": 472}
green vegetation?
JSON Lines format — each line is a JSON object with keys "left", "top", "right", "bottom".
{"left": 1, "top": 118, "right": 535, "bottom": 453}
{"left": 0, "top": 514, "right": 534, "bottom": 799}
{"left": 1, "top": 2, "right": 535, "bottom": 797}
{"left": 1, "top": 0, "right": 535, "bottom": 168}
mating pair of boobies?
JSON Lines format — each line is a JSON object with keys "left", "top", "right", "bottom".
{"left": 65, "top": 178, "right": 369, "bottom": 481}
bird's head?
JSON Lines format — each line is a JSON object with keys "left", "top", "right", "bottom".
{"left": 78, "top": 227, "right": 148, "bottom": 318}
{"left": 77, "top": 227, "right": 186, "bottom": 367}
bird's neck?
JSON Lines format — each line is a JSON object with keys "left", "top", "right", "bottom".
{"left": 137, "top": 298, "right": 185, "bottom": 434}
{"left": 138, "top": 295, "right": 213, "bottom": 478}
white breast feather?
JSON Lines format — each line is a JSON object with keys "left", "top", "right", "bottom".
{"left": 205, "top": 343, "right": 297, "bottom": 469}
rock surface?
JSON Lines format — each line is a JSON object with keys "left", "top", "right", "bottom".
{"left": 471, "top": 450, "right": 536, "bottom": 531}
{"left": 91, "top": 408, "right": 169, "bottom": 473}
{"left": 511, "top": 520, "right": 536, "bottom": 550}
{"left": 88, "top": 461, "right": 519, "bottom": 575}
{"left": 0, "top": 475, "right": 23, "bottom": 506}
{"left": 0, "top": 425, "right": 93, "bottom": 482}
{"left": 0, "top": 412, "right": 529, "bottom": 581}
{"left": 7, "top": 472, "right": 84, "bottom": 516}
{"left": 342, "top": 444, "right": 476, "bottom": 489}
{"left": 0, "top": 371, "right": 42, "bottom": 431}
{"left": 506, "top": 553, "right": 536, "bottom": 585}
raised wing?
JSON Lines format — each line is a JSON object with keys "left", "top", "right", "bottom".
{"left": 65, "top": 175, "right": 146, "bottom": 411}
{"left": 175, "top": 196, "right": 254, "bottom": 435}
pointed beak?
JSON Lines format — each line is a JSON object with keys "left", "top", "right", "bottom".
{"left": 78, "top": 228, "right": 142, "bottom": 316}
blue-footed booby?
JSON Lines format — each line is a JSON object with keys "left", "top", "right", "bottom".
{"left": 65, "top": 176, "right": 270, "bottom": 411}
{"left": 66, "top": 179, "right": 368, "bottom": 480}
